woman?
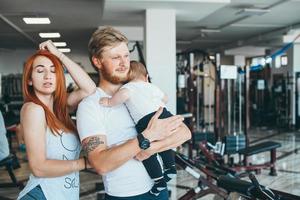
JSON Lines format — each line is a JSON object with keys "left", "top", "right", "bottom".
{"left": 18, "top": 40, "right": 96, "bottom": 200}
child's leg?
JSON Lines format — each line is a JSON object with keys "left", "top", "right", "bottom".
{"left": 159, "top": 150, "right": 177, "bottom": 182}
{"left": 142, "top": 154, "right": 167, "bottom": 196}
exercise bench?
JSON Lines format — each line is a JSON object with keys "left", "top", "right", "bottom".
{"left": 237, "top": 141, "right": 281, "bottom": 176}
{"left": 0, "top": 154, "right": 24, "bottom": 189}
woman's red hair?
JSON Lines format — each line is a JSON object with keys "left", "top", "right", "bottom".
{"left": 22, "top": 50, "right": 76, "bottom": 135}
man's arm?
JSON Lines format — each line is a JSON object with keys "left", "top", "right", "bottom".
{"left": 82, "top": 135, "right": 141, "bottom": 174}
{"left": 82, "top": 107, "right": 184, "bottom": 175}
{"left": 135, "top": 124, "right": 191, "bottom": 161}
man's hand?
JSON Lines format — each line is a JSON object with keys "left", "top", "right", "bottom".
{"left": 99, "top": 97, "right": 111, "bottom": 106}
{"left": 143, "top": 107, "right": 184, "bottom": 142}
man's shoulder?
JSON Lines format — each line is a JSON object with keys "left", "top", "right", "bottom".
{"left": 78, "top": 89, "right": 110, "bottom": 112}
{"left": 78, "top": 89, "right": 101, "bottom": 108}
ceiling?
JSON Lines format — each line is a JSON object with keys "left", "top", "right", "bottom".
{"left": 1, "top": 0, "right": 300, "bottom": 55}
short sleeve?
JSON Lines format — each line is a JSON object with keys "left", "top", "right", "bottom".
{"left": 152, "top": 84, "right": 165, "bottom": 99}
{"left": 120, "top": 84, "right": 132, "bottom": 97}
{"left": 76, "top": 98, "right": 106, "bottom": 142}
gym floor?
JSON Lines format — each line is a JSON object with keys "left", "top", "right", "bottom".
{"left": 0, "top": 128, "right": 299, "bottom": 200}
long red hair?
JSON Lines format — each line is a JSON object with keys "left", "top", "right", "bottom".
{"left": 22, "top": 50, "right": 76, "bottom": 135}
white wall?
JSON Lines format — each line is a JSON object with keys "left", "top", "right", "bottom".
{"left": 0, "top": 49, "right": 33, "bottom": 75}
{"left": 0, "top": 49, "right": 94, "bottom": 74}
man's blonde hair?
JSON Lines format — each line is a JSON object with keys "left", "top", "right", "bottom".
{"left": 128, "top": 61, "right": 148, "bottom": 81}
{"left": 88, "top": 26, "right": 128, "bottom": 71}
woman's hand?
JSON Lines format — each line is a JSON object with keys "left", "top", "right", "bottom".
{"left": 142, "top": 107, "right": 184, "bottom": 142}
{"left": 39, "top": 40, "right": 62, "bottom": 58}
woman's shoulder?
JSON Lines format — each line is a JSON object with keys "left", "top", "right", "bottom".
{"left": 21, "top": 102, "right": 45, "bottom": 116}
{"left": 20, "top": 102, "right": 47, "bottom": 128}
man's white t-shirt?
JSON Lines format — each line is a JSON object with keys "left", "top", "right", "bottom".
{"left": 121, "top": 81, "right": 165, "bottom": 124}
{"left": 76, "top": 88, "right": 153, "bottom": 197}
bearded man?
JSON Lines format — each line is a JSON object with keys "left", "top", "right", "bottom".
{"left": 76, "top": 26, "right": 191, "bottom": 200}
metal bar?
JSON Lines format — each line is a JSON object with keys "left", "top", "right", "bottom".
{"left": 0, "top": 14, "right": 37, "bottom": 45}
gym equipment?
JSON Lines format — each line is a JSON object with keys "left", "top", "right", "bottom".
{"left": 218, "top": 173, "right": 300, "bottom": 200}
{"left": 175, "top": 152, "right": 229, "bottom": 200}
{"left": 272, "top": 73, "right": 293, "bottom": 130}
{"left": 1, "top": 74, "right": 23, "bottom": 101}
{"left": 176, "top": 152, "right": 299, "bottom": 200}
{"left": 239, "top": 33, "right": 300, "bottom": 74}
{"left": 224, "top": 134, "right": 246, "bottom": 154}
{"left": 81, "top": 169, "right": 105, "bottom": 200}
{"left": 295, "top": 72, "right": 300, "bottom": 128}
{"left": 199, "top": 141, "right": 281, "bottom": 176}
{"left": 238, "top": 141, "right": 281, "bottom": 176}
{"left": 0, "top": 154, "right": 24, "bottom": 189}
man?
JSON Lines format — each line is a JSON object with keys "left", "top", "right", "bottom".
{"left": 76, "top": 26, "right": 191, "bottom": 200}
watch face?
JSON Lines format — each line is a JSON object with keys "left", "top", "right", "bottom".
{"left": 141, "top": 140, "right": 150, "bottom": 149}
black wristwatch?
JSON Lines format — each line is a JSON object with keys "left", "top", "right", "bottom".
{"left": 137, "top": 134, "right": 150, "bottom": 150}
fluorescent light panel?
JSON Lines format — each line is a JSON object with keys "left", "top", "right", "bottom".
{"left": 39, "top": 32, "right": 61, "bottom": 38}
{"left": 53, "top": 42, "right": 67, "bottom": 47}
{"left": 58, "top": 48, "right": 71, "bottom": 53}
{"left": 200, "top": 29, "right": 221, "bottom": 33}
{"left": 231, "top": 23, "right": 282, "bottom": 28}
{"left": 23, "top": 17, "right": 51, "bottom": 24}
{"left": 236, "top": 8, "right": 270, "bottom": 16}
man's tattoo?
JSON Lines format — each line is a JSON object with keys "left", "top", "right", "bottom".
{"left": 83, "top": 136, "right": 104, "bottom": 154}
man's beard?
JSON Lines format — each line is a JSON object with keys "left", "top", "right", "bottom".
{"left": 101, "top": 66, "right": 128, "bottom": 84}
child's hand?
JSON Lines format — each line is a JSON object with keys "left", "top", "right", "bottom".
{"left": 99, "top": 97, "right": 110, "bottom": 106}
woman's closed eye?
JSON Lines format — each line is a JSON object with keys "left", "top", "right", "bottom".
{"left": 37, "top": 68, "right": 44, "bottom": 73}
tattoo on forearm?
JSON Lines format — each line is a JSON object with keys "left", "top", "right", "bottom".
{"left": 83, "top": 136, "right": 104, "bottom": 154}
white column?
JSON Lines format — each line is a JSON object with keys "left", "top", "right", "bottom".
{"left": 144, "top": 9, "right": 176, "bottom": 114}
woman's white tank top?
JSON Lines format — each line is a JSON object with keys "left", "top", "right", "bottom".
{"left": 18, "top": 127, "right": 81, "bottom": 200}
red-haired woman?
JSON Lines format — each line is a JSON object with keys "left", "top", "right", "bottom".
{"left": 17, "top": 40, "right": 96, "bottom": 200}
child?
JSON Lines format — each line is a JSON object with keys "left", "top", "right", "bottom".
{"left": 100, "top": 61, "right": 176, "bottom": 196}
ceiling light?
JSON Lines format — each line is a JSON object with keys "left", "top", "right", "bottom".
{"left": 177, "top": 40, "right": 192, "bottom": 44}
{"left": 236, "top": 8, "right": 270, "bottom": 16}
{"left": 23, "top": 17, "right": 51, "bottom": 24}
{"left": 39, "top": 32, "right": 61, "bottom": 38}
{"left": 231, "top": 23, "right": 282, "bottom": 28}
{"left": 200, "top": 28, "right": 221, "bottom": 33}
{"left": 53, "top": 42, "right": 67, "bottom": 47}
{"left": 58, "top": 48, "right": 71, "bottom": 53}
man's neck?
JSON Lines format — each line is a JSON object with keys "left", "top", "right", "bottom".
{"left": 98, "top": 79, "right": 122, "bottom": 96}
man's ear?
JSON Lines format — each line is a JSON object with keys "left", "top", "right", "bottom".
{"left": 92, "top": 56, "right": 102, "bottom": 70}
